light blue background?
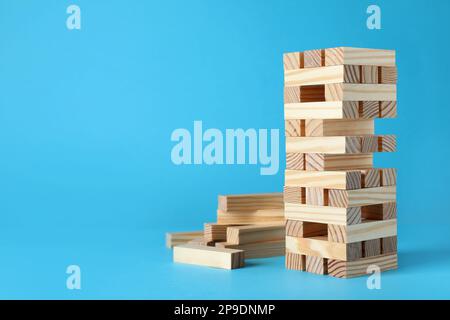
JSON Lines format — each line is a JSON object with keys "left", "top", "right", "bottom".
{"left": 1, "top": 0, "right": 449, "bottom": 299}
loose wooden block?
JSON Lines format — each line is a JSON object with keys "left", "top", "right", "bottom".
{"left": 305, "top": 153, "right": 373, "bottom": 171}
{"left": 286, "top": 236, "right": 362, "bottom": 261}
{"left": 380, "top": 66, "right": 397, "bottom": 84}
{"left": 166, "top": 231, "right": 204, "bottom": 248}
{"left": 284, "top": 101, "right": 359, "bottom": 119}
{"left": 306, "top": 256, "right": 328, "bottom": 275}
{"left": 286, "top": 252, "right": 305, "bottom": 271}
{"left": 382, "top": 236, "right": 397, "bottom": 254}
{"left": 285, "top": 169, "right": 361, "bottom": 190}
{"left": 285, "top": 220, "right": 328, "bottom": 238}
{"left": 217, "top": 209, "right": 285, "bottom": 225}
{"left": 218, "top": 193, "right": 284, "bottom": 212}
{"left": 306, "top": 187, "right": 327, "bottom": 206}
{"left": 285, "top": 119, "right": 303, "bottom": 137}
{"left": 328, "top": 186, "right": 396, "bottom": 208}
{"left": 304, "top": 119, "right": 374, "bottom": 137}
{"left": 361, "top": 169, "right": 380, "bottom": 188}
{"left": 216, "top": 240, "right": 285, "bottom": 259}
{"left": 363, "top": 239, "right": 381, "bottom": 257}
{"left": 226, "top": 223, "right": 285, "bottom": 245}
{"left": 379, "top": 135, "right": 397, "bottom": 152}
{"left": 328, "top": 254, "right": 398, "bottom": 278}
{"left": 283, "top": 52, "right": 300, "bottom": 70}
{"left": 187, "top": 237, "right": 213, "bottom": 246}
{"left": 204, "top": 223, "right": 230, "bottom": 242}
{"left": 380, "top": 101, "right": 397, "bottom": 118}
{"left": 362, "top": 203, "right": 397, "bottom": 220}
{"left": 380, "top": 168, "right": 397, "bottom": 186}
{"left": 303, "top": 49, "right": 323, "bottom": 68}
{"left": 286, "top": 153, "right": 305, "bottom": 170}
{"left": 324, "top": 47, "right": 396, "bottom": 67}
{"left": 285, "top": 202, "right": 361, "bottom": 226}
{"left": 173, "top": 244, "right": 245, "bottom": 270}
{"left": 283, "top": 186, "right": 305, "bottom": 204}
{"left": 328, "top": 219, "right": 397, "bottom": 244}
{"left": 325, "top": 83, "right": 397, "bottom": 102}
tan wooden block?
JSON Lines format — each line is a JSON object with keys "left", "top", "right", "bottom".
{"left": 286, "top": 136, "right": 361, "bottom": 154}
{"left": 361, "top": 169, "right": 380, "bottom": 188}
{"left": 305, "top": 119, "right": 374, "bottom": 137}
{"left": 328, "top": 186, "right": 396, "bottom": 208}
{"left": 382, "top": 236, "right": 397, "bottom": 254}
{"left": 360, "top": 101, "right": 380, "bottom": 118}
{"left": 362, "top": 203, "right": 397, "bottom": 220}
{"left": 285, "top": 220, "right": 327, "bottom": 238}
{"left": 285, "top": 252, "right": 305, "bottom": 271}
{"left": 306, "top": 255, "right": 328, "bottom": 275}
{"left": 325, "top": 83, "right": 397, "bottom": 101}
{"left": 361, "top": 135, "right": 379, "bottom": 153}
{"left": 166, "top": 231, "right": 204, "bottom": 248}
{"left": 306, "top": 187, "right": 327, "bottom": 206}
{"left": 283, "top": 52, "right": 300, "bottom": 70}
{"left": 363, "top": 239, "right": 381, "bottom": 257}
{"left": 305, "top": 153, "right": 373, "bottom": 171}
{"left": 204, "top": 223, "right": 230, "bottom": 242}
{"left": 380, "top": 168, "right": 397, "bottom": 186}
{"left": 325, "top": 47, "right": 396, "bottom": 67}
{"left": 218, "top": 193, "right": 284, "bottom": 212}
{"left": 284, "top": 86, "right": 300, "bottom": 103}
{"left": 285, "top": 170, "right": 361, "bottom": 190}
{"left": 283, "top": 186, "right": 305, "bottom": 204}
{"left": 285, "top": 119, "right": 304, "bottom": 137}
{"left": 380, "top": 66, "right": 397, "bottom": 84}
{"left": 328, "top": 219, "right": 397, "bottom": 244}
{"left": 380, "top": 101, "right": 397, "bottom": 118}
{"left": 328, "top": 254, "right": 397, "bottom": 278}
{"left": 284, "top": 65, "right": 360, "bottom": 87}
{"left": 378, "top": 135, "right": 397, "bottom": 152}
{"left": 284, "top": 101, "right": 358, "bottom": 120}
{"left": 173, "top": 244, "right": 245, "bottom": 269}
{"left": 303, "top": 49, "right": 323, "bottom": 68}
{"left": 285, "top": 202, "right": 361, "bottom": 226}
{"left": 226, "top": 224, "right": 285, "bottom": 245}
{"left": 217, "top": 209, "right": 285, "bottom": 225}
{"left": 217, "top": 240, "right": 285, "bottom": 259}
{"left": 286, "top": 153, "right": 305, "bottom": 170}
{"left": 361, "top": 66, "right": 378, "bottom": 83}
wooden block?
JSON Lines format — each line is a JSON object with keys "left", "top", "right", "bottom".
{"left": 361, "top": 169, "right": 380, "bottom": 188}
{"left": 285, "top": 169, "right": 361, "bottom": 190}
{"left": 187, "top": 237, "right": 213, "bottom": 246}
{"left": 304, "top": 119, "right": 374, "bottom": 136}
{"left": 284, "top": 86, "right": 300, "bottom": 103}
{"left": 286, "top": 236, "right": 362, "bottom": 261}
{"left": 328, "top": 254, "right": 398, "bottom": 278}
{"left": 325, "top": 47, "right": 396, "bottom": 67}
{"left": 166, "top": 231, "right": 204, "bottom": 248}
{"left": 382, "top": 236, "right": 397, "bottom": 254}
{"left": 286, "top": 220, "right": 328, "bottom": 238}
{"left": 328, "top": 186, "right": 396, "bottom": 208}
{"left": 363, "top": 239, "right": 381, "bottom": 257}
{"left": 306, "top": 256, "right": 328, "bottom": 275}
{"left": 303, "top": 49, "right": 323, "bottom": 68}
{"left": 328, "top": 219, "right": 397, "bottom": 244}
{"left": 218, "top": 193, "right": 284, "bottom": 212}
{"left": 380, "top": 67, "right": 397, "bottom": 84}
{"left": 284, "top": 101, "right": 359, "bottom": 120}
{"left": 306, "top": 187, "right": 327, "bottom": 206}
{"left": 284, "top": 65, "right": 360, "bottom": 87}
{"left": 380, "top": 168, "right": 397, "bottom": 186}
{"left": 362, "top": 202, "right": 397, "bottom": 220}
{"left": 325, "top": 83, "right": 397, "bottom": 101}
{"left": 283, "top": 52, "right": 300, "bottom": 70}
{"left": 204, "top": 223, "right": 230, "bottom": 242}
{"left": 286, "top": 153, "right": 305, "bottom": 170}
{"left": 379, "top": 135, "right": 397, "bottom": 152}
{"left": 285, "top": 119, "right": 304, "bottom": 137}
{"left": 283, "top": 186, "right": 305, "bottom": 204}
{"left": 286, "top": 252, "right": 305, "bottom": 271}
{"left": 305, "top": 153, "right": 373, "bottom": 171}
{"left": 360, "top": 101, "right": 380, "bottom": 118}
{"left": 216, "top": 240, "right": 285, "bottom": 259}
{"left": 380, "top": 101, "right": 397, "bottom": 118}
{"left": 361, "top": 135, "right": 379, "bottom": 153}
{"left": 173, "top": 244, "right": 244, "bottom": 270}
{"left": 285, "top": 202, "right": 361, "bottom": 226}
{"left": 226, "top": 223, "right": 285, "bottom": 245}
{"left": 361, "top": 66, "right": 378, "bottom": 83}
{"left": 217, "top": 209, "right": 285, "bottom": 225}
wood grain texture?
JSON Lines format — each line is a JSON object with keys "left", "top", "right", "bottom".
{"left": 173, "top": 244, "right": 245, "bottom": 270}
{"left": 380, "top": 168, "right": 397, "bottom": 186}
{"left": 285, "top": 119, "right": 303, "bottom": 137}
{"left": 380, "top": 101, "right": 397, "bottom": 118}
{"left": 306, "top": 255, "right": 328, "bottom": 275}
{"left": 283, "top": 186, "right": 305, "bottom": 204}
{"left": 361, "top": 169, "right": 380, "bottom": 188}
{"left": 166, "top": 231, "right": 204, "bottom": 248}
{"left": 382, "top": 236, "right": 397, "bottom": 254}
{"left": 218, "top": 193, "right": 284, "bottom": 212}
{"left": 303, "top": 49, "right": 323, "bottom": 68}
{"left": 284, "top": 101, "right": 359, "bottom": 120}
{"left": 286, "top": 153, "right": 305, "bottom": 170}
{"left": 362, "top": 203, "right": 397, "bottom": 220}
{"left": 325, "top": 47, "right": 396, "bottom": 67}
{"left": 284, "top": 86, "right": 300, "bottom": 103}
{"left": 304, "top": 119, "right": 374, "bottom": 136}
{"left": 380, "top": 67, "right": 397, "bottom": 84}
{"left": 363, "top": 239, "right": 381, "bottom": 257}
{"left": 328, "top": 219, "right": 397, "bottom": 244}
{"left": 226, "top": 223, "right": 285, "bottom": 245}
{"left": 328, "top": 254, "right": 397, "bottom": 278}
{"left": 360, "top": 101, "right": 380, "bottom": 118}
{"left": 285, "top": 65, "right": 363, "bottom": 86}
{"left": 285, "top": 220, "right": 328, "bottom": 238}
{"left": 306, "top": 187, "right": 327, "bottom": 206}
{"left": 325, "top": 83, "right": 397, "bottom": 101}
{"left": 285, "top": 252, "right": 305, "bottom": 271}
{"left": 285, "top": 169, "right": 361, "bottom": 190}
{"left": 379, "top": 135, "right": 397, "bottom": 152}
{"left": 305, "top": 153, "right": 373, "bottom": 171}
{"left": 283, "top": 52, "right": 300, "bottom": 70}
{"left": 285, "top": 202, "right": 361, "bottom": 226}
{"left": 204, "top": 223, "right": 231, "bottom": 242}
{"left": 328, "top": 186, "right": 396, "bottom": 208}
{"left": 216, "top": 240, "right": 285, "bottom": 259}
{"left": 217, "top": 209, "right": 285, "bottom": 225}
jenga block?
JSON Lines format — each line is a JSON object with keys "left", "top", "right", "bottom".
{"left": 305, "top": 153, "right": 373, "bottom": 171}
{"left": 361, "top": 135, "right": 379, "bottom": 153}
{"left": 361, "top": 169, "right": 380, "bottom": 188}
{"left": 283, "top": 52, "right": 300, "bottom": 70}
{"left": 303, "top": 49, "right": 323, "bottom": 68}
{"left": 328, "top": 254, "right": 397, "bottom": 278}
{"left": 283, "top": 186, "right": 305, "bottom": 204}
{"left": 284, "top": 86, "right": 300, "bottom": 104}
{"left": 328, "top": 219, "right": 397, "bottom": 243}
{"left": 380, "top": 67, "right": 397, "bottom": 84}
{"left": 306, "top": 187, "right": 327, "bottom": 206}
{"left": 361, "top": 66, "right": 378, "bottom": 83}
{"left": 306, "top": 256, "right": 328, "bottom": 275}
{"left": 362, "top": 203, "right": 397, "bottom": 220}
{"left": 286, "top": 236, "right": 362, "bottom": 261}
{"left": 360, "top": 101, "right": 380, "bottom": 118}
{"left": 218, "top": 193, "right": 284, "bottom": 212}
{"left": 166, "top": 231, "right": 204, "bottom": 248}
{"left": 328, "top": 186, "right": 396, "bottom": 208}
{"left": 305, "top": 119, "right": 374, "bottom": 137}
{"left": 285, "top": 169, "right": 361, "bottom": 190}
{"left": 285, "top": 202, "right": 361, "bottom": 225}
{"left": 286, "top": 252, "right": 305, "bottom": 271}
{"left": 286, "top": 153, "right": 305, "bottom": 170}
{"left": 216, "top": 240, "right": 285, "bottom": 259}
{"left": 285, "top": 119, "right": 303, "bottom": 137}
{"left": 379, "top": 135, "right": 397, "bottom": 152}
{"left": 286, "top": 220, "right": 327, "bottom": 237}
{"left": 284, "top": 101, "right": 359, "bottom": 120}
{"left": 204, "top": 223, "right": 230, "bottom": 242}
{"left": 380, "top": 168, "right": 397, "bottom": 186}
{"left": 380, "top": 101, "right": 397, "bottom": 118}
{"left": 363, "top": 239, "right": 381, "bottom": 257}
{"left": 173, "top": 244, "right": 245, "bottom": 269}
{"left": 217, "top": 209, "right": 285, "bottom": 225}
{"left": 285, "top": 65, "right": 361, "bottom": 87}
{"left": 187, "top": 237, "right": 213, "bottom": 246}
{"left": 226, "top": 223, "right": 285, "bottom": 245}
{"left": 325, "top": 83, "right": 396, "bottom": 101}
{"left": 324, "top": 47, "right": 396, "bottom": 67}
{"left": 382, "top": 236, "right": 397, "bottom": 254}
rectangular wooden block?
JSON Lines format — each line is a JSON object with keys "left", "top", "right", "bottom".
{"left": 285, "top": 202, "right": 361, "bottom": 226}
{"left": 217, "top": 209, "right": 285, "bottom": 225}
{"left": 362, "top": 203, "right": 397, "bottom": 220}
{"left": 363, "top": 239, "right": 381, "bottom": 257}
{"left": 306, "top": 256, "right": 328, "bottom": 275}
{"left": 380, "top": 66, "right": 397, "bottom": 84}
{"left": 360, "top": 101, "right": 380, "bottom": 119}
{"left": 283, "top": 52, "right": 300, "bottom": 70}
{"left": 286, "top": 236, "right": 362, "bottom": 261}
{"left": 204, "top": 223, "right": 230, "bottom": 242}
{"left": 166, "top": 231, "right": 204, "bottom": 248}
{"left": 380, "top": 168, "right": 397, "bottom": 186}
{"left": 325, "top": 47, "right": 396, "bottom": 67}
{"left": 380, "top": 101, "right": 397, "bottom": 118}
{"left": 328, "top": 186, "right": 396, "bottom": 208}
{"left": 328, "top": 219, "right": 397, "bottom": 243}
{"left": 382, "top": 236, "right": 397, "bottom": 254}
{"left": 306, "top": 187, "right": 327, "bottom": 206}
{"left": 286, "top": 153, "right": 305, "bottom": 170}
{"left": 285, "top": 169, "right": 361, "bottom": 190}
{"left": 285, "top": 119, "right": 303, "bottom": 137}
{"left": 173, "top": 244, "right": 244, "bottom": 270}
{"left": 328, "top": 254, "right": 398, "bottom": 278}
{"left": 305, "top": 153, "right": 373, "bottom": 171}
{"left": 361, "top": 66, "right": 378, "bottom": 83}
{"left": 303, "top": 49, "right": 323, "bottom": 68}
{"left": 283, "top": 186, "right": 305, "bottom": 204}
{"left": 286, "top": 220, "right": 328, "bottom": 238}
{"left": 325, "top": 83, "right": 397, "bottom": 101}
{"left": 285, "top": 65, "right": 360, "bottom": 86}
{"left": 284, "top": 101, "right": 359, "bottom": 119}
{"left": 286, "top": 252, "right": 305, "bottom": 271}
{"left": 226, "top": 223, "right": 285, "bottom": 245}
{"left": 216, "top": 240, "right": 285, "bottom": 259}
{"left": 218, "top": 193, "right": 284, "bottom": 212}
{"left": 379, "top": 135, "right": 397, "bottom": 152}
{"left": 304, "top": 119, "right": 374, "bottom": 136}
{"left": 361, "top": 169, "right": 380, "bottom": 188}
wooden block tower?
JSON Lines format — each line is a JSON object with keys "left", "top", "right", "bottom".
{"left": 283, "top": 47, "right": 398, "bottom": 278}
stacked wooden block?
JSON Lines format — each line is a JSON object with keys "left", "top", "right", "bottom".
{"left": 168, "top": 193, "right": 285, "bottom": 269}
{"left": 283, "top": 47, "right": 398, "bottom": 278}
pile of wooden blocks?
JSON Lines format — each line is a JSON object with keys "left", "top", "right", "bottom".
{"left": 283, "top": 47, "right": 398, "bottom": 278}
{"left": 168, "top": 193, "right": 285, "bottom": 269}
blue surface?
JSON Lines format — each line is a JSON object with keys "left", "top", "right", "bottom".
{"left": 1, "top": 0, "right": 450, "bottom": 299}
